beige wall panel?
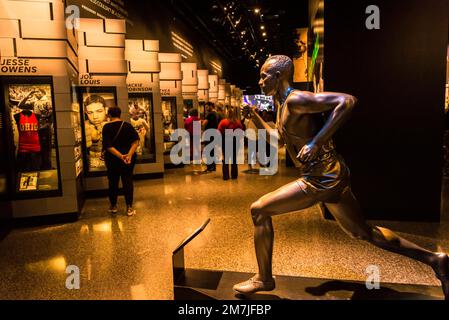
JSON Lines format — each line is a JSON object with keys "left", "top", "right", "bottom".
{"left": 66, "top": 44, "right": 78, "bottom": 71}
{"left": 16, "top": 39, "right": 67, "bottom": 58}
{"left": 129, "top": 60, "right": 160, "bottom": 73}
{"left": 57, "top": 127, "right": 76, "bottom": 147}
{"left": 20, "top": 20, "right": 67, "bottom": 40}
{"left": 198, "top": 90, "right": 209, "bottom": 101}
{"left": 158, "top": 52, "right": 182, "bottom": 63}
{"left": 208, "top": 75, "right": 219, "bottom": 93}
{"left": 0, "top": 38, "right": 15, "bottom": 57}
{"left": 53, "top": 92, "right": 73, "bottom": 112}
{"left": 218, "top": 84, "right": 226, "bottom": 100}
{"left": 84, "top": 32, "right": 125, "bottom": 48}
{"left": 0, "top": 0, "right": 51, "bottom": 20}
{"left": 181, "top": 63, "right": 198, "bottom": 85}
{"left": 85, "top": 59, "right": 127, "bottom": 74}
{"left": 55, "top": 111, "right": 74, "bottom": 130}
{"left": 182, "top": 85, "right": 198, "bottom": 94}
{"left": 125, "top": 51, "right": 159, "bottom": 62}
{"left": 144, "top": 40, "right": 159, "bottom": 52}
{"left": 78, "top": 18, "right": 104, "bottom": 33}
{"left": 52, "top": 75, "right": 70, "bottom": 94}
{"left": 0, "top": 19, "right": 20, "bottom": 38}
{"left": 104, "top": 19, "right": 126, "bottom": 34}
{"left": 197, "top": 70, "right": 209, "bottom": 90}
{"left": 67, "top": 27, "right": 78, "bottom": 52}
{"left": 125, "top": 39, "right": 144, "bottom": 52}
{"left": 159, "top": 68, "right": 182, "bottom": 81}
{"left": 78, "top": 46, "right": 124, "bottom": 60}
{"left": 59, "top": 145, "right": 78, "bottom": 164}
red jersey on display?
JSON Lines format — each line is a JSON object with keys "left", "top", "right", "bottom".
{"left": 18, "top": 112, "right": 41, "bottom": 153}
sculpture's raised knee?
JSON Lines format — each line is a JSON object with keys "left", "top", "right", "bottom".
{"left": 250, "top": 201, "right": 268, "bottom": 225}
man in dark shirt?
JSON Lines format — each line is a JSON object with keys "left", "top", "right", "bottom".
{"left": 202, "top": 102, "right": 219, "bottom": 172}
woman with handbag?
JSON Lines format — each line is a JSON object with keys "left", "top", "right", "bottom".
{"left": 102, "top": 106, "right": 140, "bottom": 216}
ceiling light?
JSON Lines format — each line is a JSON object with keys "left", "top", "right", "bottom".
{"left": 254, "top": 8, "right": 260, "bottom": 14}
{"left": 262, "top": 32, "right": 267, "bottom": 37}
{"left": 260, "top": 25, "right": 265, "bottom": 30}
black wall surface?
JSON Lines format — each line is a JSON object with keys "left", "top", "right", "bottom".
{"left": 324, "top": 0, "right": 449, "bottom": 221}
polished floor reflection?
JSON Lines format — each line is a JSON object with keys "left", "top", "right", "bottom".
{"left": 1, "top": 161, "right": 448, "bottom": 300}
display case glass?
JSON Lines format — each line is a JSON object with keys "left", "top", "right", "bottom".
{"left": 161, "top": 97, "right": 177, "bottom": 152}
{"left": 128, "top": 93, "right": 156, "bottom": 163}
{"left": 199, "top": 101, "right": 206, "bottom": 120}
{"left": 78, "top": 87, "right": 117, "bottom": 176}
{"left": 0, "top": 108, "right": 8, "bottom": 198}
{"left": 183, "top": 99, "right": 194, "bottom": 119}
{"left": 0, "top": 76, "right": 62, "bottom": 198}
{"left": 71, "top": 83, "right": 83, "bottom": 178}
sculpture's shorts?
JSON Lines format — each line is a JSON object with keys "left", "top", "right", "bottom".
{"left": 297, "top": 151, "right": 350, "bottom": 204}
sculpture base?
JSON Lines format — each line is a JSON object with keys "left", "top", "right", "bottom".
{"left": 174, "top": 269, "right": 444, "bottom": 300}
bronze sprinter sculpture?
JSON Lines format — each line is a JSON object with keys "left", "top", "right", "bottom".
{"left": 233, "top": 55, "right": 449, "bottom": 300}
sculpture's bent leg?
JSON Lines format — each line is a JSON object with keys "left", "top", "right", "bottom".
{"left": 233, "top": 179, "right": 320, "bottom": 295}
{"left": 325, "top": 187, "right": 449, "bottom": 300}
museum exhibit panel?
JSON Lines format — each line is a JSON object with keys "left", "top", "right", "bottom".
{"left": 158, "top": 53, "right": 184, "bottom": 163}
{"left": 125, "top": 39, "right": 165, "bottom": 177}
{"left": 208, "top": 74, "right": 219, "bottom": 105}
{"left": 0, "top": 75, "right": 12, "bottom": 222}
{"left": 1, "top": 77, "right": 61, "bottom": 194}
{"left": 224, "top": 83, "right": 232, "bottom": 107}
{"left": 0, "top": 0, "right": 83, "bottom": 219}
{"left": 76, "top": 18, "right": 129, "bottom": 192}
{"left": 181, "top": 63, "right": 199, "bottom": 119}
{"left": 218, "top": 79, "right": 226, "bottom": 106}
{"left": 197, "top": 69, "right": 210, "bottom": 119}
{"left": 230, "top": 85, "right": 237, "bottom": 108}
{"left": 446, "top": 46, "right": 449, "bottom": 111}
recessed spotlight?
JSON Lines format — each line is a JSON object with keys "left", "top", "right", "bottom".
{"left": 262, "top": 32, "right": 267, "bottom": 37}
{"left": 260, "top": 25, "right": 265, "bottom": 30}
{"left": 254, "top": 8, "right": 260, "bottom": 14}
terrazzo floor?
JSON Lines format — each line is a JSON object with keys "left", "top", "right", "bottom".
{"left": 0, "top": 161, "right": 448, "bottom": 300}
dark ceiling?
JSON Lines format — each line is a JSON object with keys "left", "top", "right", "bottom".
{"left": 165, "top": 0, "right": 309, "bottom": 92}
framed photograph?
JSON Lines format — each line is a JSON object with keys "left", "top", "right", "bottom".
{"left": 77, "top": 87, "right": 117, "bottom": 176}
{"left": 161, "top": 97, "right": 178, "bottom": 153}
{"left": 128, "top": 93, "right": 156, "bottom": 164}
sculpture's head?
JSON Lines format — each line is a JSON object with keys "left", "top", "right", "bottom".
{"left": 259, "top": 55, "right": 293, "bottom": 96}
